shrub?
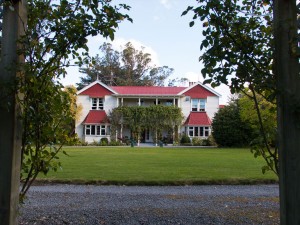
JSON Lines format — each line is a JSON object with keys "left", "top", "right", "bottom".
{"left": 89, "top": 140, "right": 101, "bottom": 146}
{"left": 207, "top": 135, "right": 217, "bottom": 146}
{"left": 110, "top": 140, "right": 122, "bottom": 146}
{"left": 212, "top": 100, "right": 253, "bottom": 147}
{"left": 192, "top": 137, "right": 202, "bottom": 146}
{"left": 180, "top": 134, "right": 191, "bottom": 144}
{"left": 201, "top": 139, "right": 210, "bottom": 146}
{"left": 100, "top": 138, "right": 109, "bottom": 146}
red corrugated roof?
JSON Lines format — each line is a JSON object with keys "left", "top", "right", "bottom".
{"left": 219, "top": 104, "right": 225, "bottom": 109}
{"left": 110, "top": 86, "right": 186, "bottom": 95}
{"left": 184, "top": 112, "right": 211, "bottom": 126}
{"left": 182, "top": 85, "right": 217, "bottom": 98}
{"left": 83, "top": 110, "right": 109, "bottom": 124}
{"left": 80, "top": 83, "right": 114, "bottom": 97}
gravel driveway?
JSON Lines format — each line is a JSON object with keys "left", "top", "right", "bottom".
{"left": 19, "top": 184, "right": 279, "bottom": 225}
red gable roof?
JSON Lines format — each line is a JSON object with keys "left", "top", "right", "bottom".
{"left": 80, "top": 83, "right": 114, "bottom": 97}
{"left": 83, "top": 110, "right": 109, "bottom": 124}
{"left": 182, "top": 84, "right": 217, "bottom": 98}
{"left": 184, "top": 112, "right": 212, "bottom": 126}
{"left": 110, "top": 86, "right": 186, "bottom": 95}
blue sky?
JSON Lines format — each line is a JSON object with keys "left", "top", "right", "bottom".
{"left": 62, "top": 0, "right": 231, "bottom": 104}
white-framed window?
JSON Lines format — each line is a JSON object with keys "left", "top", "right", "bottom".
{"left": 85, "top": 125, "right": 110, "bottom": 136}
{"left": 188, "top": 126, "right": 210, "bottom": 137}
{"left": 165, "top": 100, "right": 173, "bottom": 106}
{"left": 191, "top": 99, "right": 206, "bottom": 112}
{"left": 91, "top": 98, "right": 104, "bottom": 110}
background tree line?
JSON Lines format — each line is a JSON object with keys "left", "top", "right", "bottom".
{"left": 77, "top": 42, "right": 189, "bottom": 89}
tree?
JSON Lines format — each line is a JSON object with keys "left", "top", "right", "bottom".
{"left": 78, "top": 42, "right": 174, "bottom": 88}
{"left": 185, "top": 0, "right": 299, "bottom": 222}
{"left": 211, "top": 98, "right": 253, "bottom": 147}
{"left": 78, "top": 43, "right": 122, "bottom": 88}
{"left": 19, "top": 79, "right": 76, "bottom": 200}
{"left": 239, "top": 90, "right": 278, "bottom": 174}
{"left": 0, "top": 0, "right": 132, "bottom": 200}
{"left": 183, "top": 0, "right": 275, "bottom": 99}
{"left": 0, "top": 1, "right": 26, "bottom": 224}
{"left": 183, "top": 1, "right": 280, "bottom": 174}
{"left": 274, "top": 0, "right": 299, "bottom": 223}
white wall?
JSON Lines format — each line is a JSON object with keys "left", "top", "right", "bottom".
{"left": 84, "top": 135, "right": 111, "bottom": 143}
{"left": 206, "top": 96, "right": 219, "bottom": 120}
{"left": 179, "top": 96, "right": 191, "bottom": 121}
{"left": 75, "top": 95, "right": 91, "bottom": 140}
{"left": 104, "top": 95, "right": 117, "bottom": 112}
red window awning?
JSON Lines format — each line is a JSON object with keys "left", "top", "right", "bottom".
{"left": 184, "top": 112, "right": 211, "bottom": 126}
{"left": 83, "top": 110, "right": 109, "bottom": 124}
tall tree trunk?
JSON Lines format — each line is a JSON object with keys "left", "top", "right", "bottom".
{"left": 0, "top": 1, "right": 26, "bottom": 224}
{"left": 274, "top": 0, "right": 300, "bottom": 224}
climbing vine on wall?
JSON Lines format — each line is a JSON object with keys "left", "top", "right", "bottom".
{"left": 109, "top": 105, "right": 184, "bottom": 143}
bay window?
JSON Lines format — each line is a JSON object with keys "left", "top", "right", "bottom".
{"left": 188, "top": 126, "right": 210, "bottom": 137}
{"left": 85, "top": 125, "right": 110, "bottom": 136}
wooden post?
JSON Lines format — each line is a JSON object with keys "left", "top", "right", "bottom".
{"left": 0, "top": 1, "right": 26, "bottom": 224}
{"left": 274, "top": 0, "right": 300, "bottom": 224}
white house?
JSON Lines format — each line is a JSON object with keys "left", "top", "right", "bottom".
{"left": 75, "top": 81, "right": 221, "bottom": 144}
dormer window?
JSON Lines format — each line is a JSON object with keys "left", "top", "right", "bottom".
{"left": 91, "top": 98, "right": 104, "bottom": 110}
{"left": 191, "top": 99, "right": 206, "bottom": 112}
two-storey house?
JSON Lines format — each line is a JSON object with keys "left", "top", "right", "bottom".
{"left": 75, "top": 80, "right": 221, "bottom": 144}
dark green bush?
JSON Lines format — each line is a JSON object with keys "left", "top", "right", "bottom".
{"left": 212, "top": 101, "right": 253, "bottom": 147}
{"left": 180, "top": 134, "right": 191, "bottom": 144}
{"left": 100, "top": 138, "right": 109, "bottom": 146}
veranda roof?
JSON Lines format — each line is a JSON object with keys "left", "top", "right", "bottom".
{"left": 110, "top": 86, "right": 186, "bottom": 95}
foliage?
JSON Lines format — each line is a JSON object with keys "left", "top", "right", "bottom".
{"left": 109, "top": 140, "right": 123, "bottom": 146}
{"left": 183, "top": 0, "right": 280, "bottom": 174}
{"left": 183, "top": 0, "right": 275, "bottom": 99}
{"left": 180, "top": 134, "right": 191, "bottom": 144}
{"left": 20, "top": 78, "right": 75, "bottom": 199}
{"left": 9, "top": 0, "right": 132, "bottom": 199}
{"left": 100, "top": 137, "right": 109, "bottom": 146}
{"left": 77, "top": 42, "right": 174, "bottom": 88}
{"left": 239, "top": 89, "right": 278, "bottom": 174}
{"left": 212, "top": 99, "right": 253, "bottom": 147}
{"left": 109, "top": 105, "right": 184, "bottom": 144}
{"left": 167, "top": 77, "right": 189, "bottom": 87}
{"left": 191, "top": 137, "right": 201, "bottom": 146}
{"left": 191, "top": 136, "right": 215, "bottom": 146}
{"left": 207, "top": 135, "right": 217, "bottom": 146}
{"left": 64, "top": 85, "right": 83, "bottom": 124}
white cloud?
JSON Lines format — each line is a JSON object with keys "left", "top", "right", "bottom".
{"left": 160, "top": 0, "right": 172, "bottom": 9}
{"left": 183, "top": 71, "right": 204, "bottom": 83}
{"left": 215, "top": 84, "right": 232, "bottom": 105}
{"left": 110, "top": 38, "right": 161, "bottom": 67}
{"left": 153, "top": 15, "right": 160, "bottom": 21}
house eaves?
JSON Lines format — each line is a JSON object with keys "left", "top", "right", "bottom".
{"left": 178, "top": 82, "right": 221, "bottom": 97}
{"left": 77, "top": 80, "right": 118, "bottom": 95}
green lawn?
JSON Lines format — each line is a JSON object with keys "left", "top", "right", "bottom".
{"left": 40, "top": 146, "right": 278, "bottom": 185}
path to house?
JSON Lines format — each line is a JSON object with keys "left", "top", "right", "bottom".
{"left": 19, "top": 184, "right": 279, "bottom": 225}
